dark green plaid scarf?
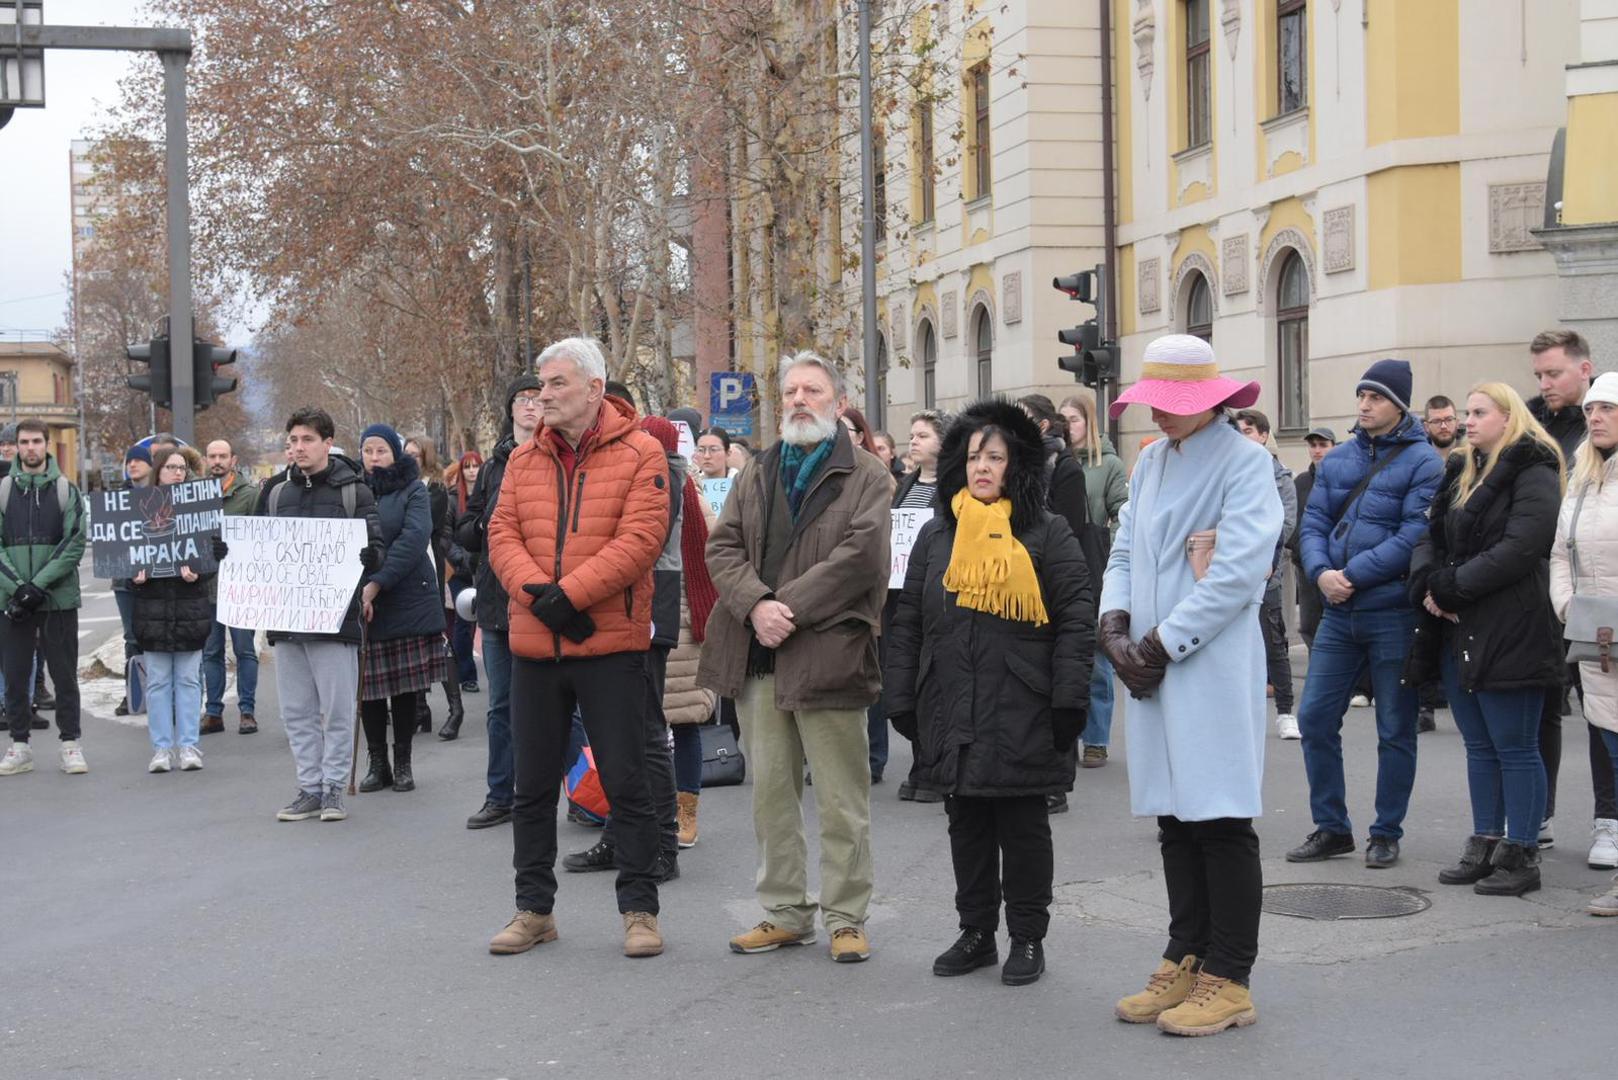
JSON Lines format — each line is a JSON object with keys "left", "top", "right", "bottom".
{"left": 780, "top": 435, "right": 835, "bottom": 520}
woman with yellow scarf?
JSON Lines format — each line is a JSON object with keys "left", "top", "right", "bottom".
{"left": 885, "top": 399, "right": 1095, "bottom": 988}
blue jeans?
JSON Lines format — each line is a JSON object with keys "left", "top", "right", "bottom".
{"left": 1083, "top": 651, "right": 1116, "bottom": 747}
{"left": 1442, "top": 650, "right": 1546, "bottom": 846}
{"left": 482, "top": 629, "right": 514, "bottom": 806}
{"left": 202, "top": 621, "right": 258, "bottom": 716}
{"left": 1297, "top": 606, "right": 1419, "bottom": 840}
{"left": 1599, "top": 730, "right": 1618, "bottom": 821}
{"left": 147, "top": 650, "right": 203, "bottom": 750}
{"left": 673, "top": 723, "right": 702, "bottom": 794}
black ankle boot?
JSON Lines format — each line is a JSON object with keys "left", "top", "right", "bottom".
{"left": 358, "top": 746, "right": 392, "bottom": 792}
{"left": 438, "top": 679, "right": 464, "bottom": 740}
{"left": 932, "top": 927, "right": 998, "bottom": 976}
{"left": 1001, "top": 937, "right": 1045, "bottom": 986}
{"left": 1474, "top": 840, "right": 1541, "bottom": 896}
{"left": 415, "top": 695, "right": 433, "bottom": 734}
{"left": 392, "top": 743, "right": 415, "bottom": 792}
{"left": 1438, "top": 835, "right": 1499, "bottom": 885}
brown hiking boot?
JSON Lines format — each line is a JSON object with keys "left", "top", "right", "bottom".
{"left": 829, "top": 926, "right": 870, "bottom": 963}
{"left": 238, "top": 713, "right": 257, "bottom": 735}
{"left": 1115, "top": 954, "right": 1200, "bottom": 1023}
{"left": 729, "top": 921, "right": 817, "bottom": 954}
{"left": 488, "top": 911, "right": 558, "bottom": 955}
{"left": 623, "top": 912, "right": 664, "bottom": 957}
{"left": 1082, "top": 745, "right": 1108, "bottom": 768}
{"left": 200, "top": 714, "right": 225, "bottom": 735}
{"left": 676, "top": 791, "right": 699, "bottom": 849}
{"left": 1156, "top": 972, "right": 1258, "bottom": 1036}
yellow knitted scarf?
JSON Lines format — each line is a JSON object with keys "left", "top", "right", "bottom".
{"left": 942, "top": 489, "right": 1049, "bottom": 626}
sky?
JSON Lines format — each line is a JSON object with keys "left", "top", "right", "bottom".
{"left": 0, "top": 1, "right": 262, "bottom": 348}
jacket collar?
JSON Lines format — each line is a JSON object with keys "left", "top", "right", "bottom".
{"left": 534, "top": 396, "right": 639, "bottom": 461}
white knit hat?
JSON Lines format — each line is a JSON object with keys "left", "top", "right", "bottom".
{"left": 1586, "top": 371, "right": 1618, "bottom": 410}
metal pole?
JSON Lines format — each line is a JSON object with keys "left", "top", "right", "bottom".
{"left": 1098, "top": 0, "right": 1121, "bottom": 452}
{"left": 160, "top": 49, "right": 193, "bottom": 444}
{"left": 857, "top": 0, "right": 880, "bottom": 428}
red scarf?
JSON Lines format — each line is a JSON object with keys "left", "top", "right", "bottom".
{"left": 681, "top": 474, "right": 718, "bottom": 641}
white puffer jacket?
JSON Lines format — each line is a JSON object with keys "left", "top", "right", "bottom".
{"left": 664, "top": 594, "right": 716, "bottom": 725}
{"left": 1550, "top": 456, "right": 1618, "bottom": 733}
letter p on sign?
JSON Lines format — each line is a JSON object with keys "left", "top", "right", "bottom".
{"left": 717, "top": 375, "right": 744, "bottom": 411}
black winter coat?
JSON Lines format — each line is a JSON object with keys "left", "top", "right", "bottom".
{"left": 455, "top": 435, "right": 515, "bottom": 632}
{"left": 132, "top": 569, "right": 215, "bottom": 653}
{"left": 255, "top": 455, "right": 383, "bottom": 646}
{"left": 364, "top": 455, "right": 447, "bottom": 643}
{"left": 1404, "top": 437, "right": 1565, "bottom": 693}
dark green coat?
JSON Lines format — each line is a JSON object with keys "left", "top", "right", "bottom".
{"left": 0, "top": 454, "right": 87, "bottom": 611}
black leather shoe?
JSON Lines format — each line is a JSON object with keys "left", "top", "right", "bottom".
{"left": 656, "top": 854, "right": 680, "bottom": 883}
{"left": 357, "top": 748, "right": 392, "bottom": 793}
{"left": 1364, "top": 835, "right": 1400, "bottom": 868}
{"left": 1417, "top": 707, "right": 1436, "bottom": 733}
{"left": 1046, "top": 793, "right": 1069, "bottom": 814}
{"left": 912, "top": 785, "right": 944, "bottom": 804}
{"left": 466, "top": 801, "right": 512, "bottom": 830}
{"left": 563, "top": 838, "right": 616, "bottom": 873}
{"left": 898, "top": 781, "right": 918, "bottom": 802}
{"left": 32, "top": 682, "right": 54, "bottom": 710}
{"left": 1001, "top": 937, "right": 1045, "bottom": 986}
{"left": 1438, "top": 835, "right": 1498, "bottom": 884}
{"left": 460, "top": 680, "right": 481, "bottom": 694}
{"left": 1285, "top": 830, "right": 1355, "bottom": 862}
{"left": 932, "top": 927, "right": 998, "bottom": 977}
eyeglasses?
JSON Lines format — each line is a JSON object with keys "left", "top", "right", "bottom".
{"left": 513, "top": 394, "right": 543, "bottom": 407}
{"left": 1423, "top": 417, "right": 1457, "bottom": 427}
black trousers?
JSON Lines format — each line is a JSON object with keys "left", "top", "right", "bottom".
{"left": 1159, "top": 815, "right": 1261, "bottom": 985}
{"left": 1541, "top": 668, "right": 1617, "bottom": 820}
{"left": 3, "top": 609, "right": 78, "bottom": 743}
{"left": 946, "top": 794, "right": 1053, "bottom": 940}
{"left": 361, "top": 691, "right": 420, "bottom": 751}
{"left": 602, "top": 645, "right": 678, "bottom": 862}
{"left": 511, "top": 651, "right": 660, "bottom": 915}
{"left": 1259, "top": 588, "right": 1292, "bottom": 714}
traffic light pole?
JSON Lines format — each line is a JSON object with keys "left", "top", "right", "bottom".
{"left": 161, "top": 48, "right": 193, "bottom": 444}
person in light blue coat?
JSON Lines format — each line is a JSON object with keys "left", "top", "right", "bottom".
{"left": 1101, "top": 335, "right": 1283, "bottom": 1038}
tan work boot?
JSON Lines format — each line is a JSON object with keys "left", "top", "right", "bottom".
{"left": 488, "top": 911, "right": 558, "bottom": 955}
{"left": 829, "top": 926, "right": 870, "bottom": 963}
{"left": 1155, "top": 972, "right": 1258, "bottom": 1036}
{"left": 623, "top": 912, "right": 664, "bottom": 957}
{"left": 1115, "top": 954, "right": 1199, "bottom": 1023}
{"left": 729, "top": 921, "right": 817, "bottom": 954}
{"left": 676, "top": 791, "right": 700, "bottom": 849}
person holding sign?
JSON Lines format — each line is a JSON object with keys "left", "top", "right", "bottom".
{"left": 356, "top": 424, "right": 454, "bottom": 795}
{"left": 134, "top": 448, "right": 222, "bottom": 773}
{"left": 693, "top": 427, "right": 736, "bottom": 481}
{"left": 256, "top": 408, "right": 384, "bottom": 823}
{"left": 884, "top": 399, "right": 1093, "bottom": 988}
{"left": 0, "top": 420, "right": 89, "bottom": 778}
{"left": 887, "top": 409, "right": 946, "bottom": 802}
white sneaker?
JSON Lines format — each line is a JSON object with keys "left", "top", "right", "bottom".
{"left": 1590, "top": 818, "right": 1618, "bottom": 870}
{"left": 0, "top": 741, "right": 34, "bottom": 775}
{"left": 178, "top": 745, "right": 204, "bottom": 771}
{"left": 149, "top": 748, "right": 174, "bottom": 773}
{"left": 1539, "top": 817, "right": 1555, "bottom": 850}
{"left": 1349, "top": 694, "right": 1371, "bottom": 708}
{"left": 1275, "top": 713, "right": 1301, "bottom": 740}
{"left": 60, "top": 741, "right": 88, "bottom": 774}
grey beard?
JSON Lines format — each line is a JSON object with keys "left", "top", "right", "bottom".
{"left": 780, "top": 411, "right": 838, "bottom": 447}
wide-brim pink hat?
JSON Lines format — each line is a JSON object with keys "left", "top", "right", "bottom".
{"left": 1108, "top": 334, "right": 1261, "bottom": 419}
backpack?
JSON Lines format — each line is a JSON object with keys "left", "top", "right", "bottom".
{"left": 266, "top": 474, "right": 358, "bottom": 518}
{"left": 0, "top": 474, "right": 71, "bottom": 522}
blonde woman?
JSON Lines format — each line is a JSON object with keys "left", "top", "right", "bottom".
{"left": 1059, "top": 392, "right": 1129, "bottom": 767}
{"left": 1407, "top": 382, "right": 1565, "bottom": 897}
{"left": 1550, "top": 372, "right": 1618, "bottom": 914}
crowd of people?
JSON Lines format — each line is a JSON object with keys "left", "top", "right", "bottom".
{"left": 3, "top": 322, "right": 1618, "bottom": 1037}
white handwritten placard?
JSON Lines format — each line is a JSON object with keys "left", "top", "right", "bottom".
{"left": 216, "top": 516, "right": 367, "bottom": 634}
{"left": 700, "top": 477, "right": 732, "bottom": 518}
{"left": 889, "top": 508, "right": 934, "bottom": 589}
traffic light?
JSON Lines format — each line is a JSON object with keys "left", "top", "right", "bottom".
{"left": 127, "top": 334, "right": 172, "bottom": 410}
{"left": 193, "top": 338, "right": 238, "bottom": 410}
{"left": 1057, "top": 321, "right": 1117, "bottom": 389}
{"left": 1053, "top": 271, "right": 1097, "bottom": 304}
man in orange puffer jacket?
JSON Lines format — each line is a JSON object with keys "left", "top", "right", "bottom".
{"left": 485, "top": 337, "right": 672, "bottom": 960}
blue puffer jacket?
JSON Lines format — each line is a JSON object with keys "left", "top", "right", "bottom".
{"left": 1298, "top": 413, "right": 1442, "bottom": 612}
{"left": 364, "top": 454, "right": 446, "bottom": 642}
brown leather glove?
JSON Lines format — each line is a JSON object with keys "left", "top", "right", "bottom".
{"left": 1115, "top": 627, "right": 1171, "bottom": 699}
{"left": 1098, "top": 610, "right": 1133, "bottom": 669}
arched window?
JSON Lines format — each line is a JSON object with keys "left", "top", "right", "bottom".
{"left": 1186, "top": 272, "right": 1213, "bottom": 342}
{"left": 874, "top": 335, "right": 888, "bottom": 430}
{"left": 919, "top": 321, "right": 937, "bottom": 409}
{"left": 1276, "top": 251, "right": 1309, "bottom": 431}
{"left": 974, "top": 308, "right": 993, "bottom": 398}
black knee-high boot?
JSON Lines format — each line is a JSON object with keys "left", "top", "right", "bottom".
{"left": 438, "top": 678, "right": 464, "bottom": 740}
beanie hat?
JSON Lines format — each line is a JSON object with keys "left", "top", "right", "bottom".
{"left": 359, "top": 423, "right": 405, "bottom": 461}
{"left": 1586, "top": 371, "right": 1618, "bottom": 410}
{"left": 640, "top": 415, "right": 679, "bottom": 455}
{"left": 666, "top": 406, "right": 702, "bottom": 439}
{"left": 1356, "top": 359, "right": 1413, "bottom": 413}
{"left": 125, "top": 443, "right": 152, "bottom": 466}
{"left": 505, "top": 374, "right": 541, "bottom": 418}
{"left": 0, "top": 424, "right": 16, "bottom": 445}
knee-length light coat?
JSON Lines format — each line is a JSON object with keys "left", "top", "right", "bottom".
{"left": 1099, "top": 419, "right": 1283, "bottom": 821}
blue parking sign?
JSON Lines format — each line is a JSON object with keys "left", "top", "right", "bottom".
{"left": 711, "top": 372, "right": 754, "bottom": 417}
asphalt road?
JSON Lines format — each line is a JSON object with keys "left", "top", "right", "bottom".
{"left": 4, "top": 615, "right": 1615, "bottom": 1079}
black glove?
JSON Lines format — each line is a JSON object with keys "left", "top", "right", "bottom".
{"left": 1426, "top": 567, "right": 1463, "bottom": 613}
{"left": 359, "top": 545, "right": 381, "bottom": 572}
{"left": 3, "top": 597, "right": 29, "bottom": 622}
{"left": 211, "top": 536, "right": 229, "bottom": 561}
{"left": 12, "top": 582, "right": 47, "bottom": 612}
{"left": 890, "top": 711, "right": 918, "bottom": 742}
{"left": 1115, "top": 628, "right": 1171, "bottom": 699}
{"left": 523, "top": 583, "right": 580, "bottom": 632}
{"left": 559, "top": 611, "right": 597, "bottom": 644}
{"left": 1053, "top": 707, "right": 1085, "bottom": 752}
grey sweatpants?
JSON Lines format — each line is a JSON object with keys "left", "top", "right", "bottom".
{"left": 275, "top": 639, "right": 360, "bottom": 793}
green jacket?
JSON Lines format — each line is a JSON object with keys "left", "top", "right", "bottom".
{"left": 219, "top": 469, "right": 259, "bottom": 516}
{"left": 0, "top": 454, "right": 87, "bottom": 610}
{"left": 1077, "top": 437, "right": 1129, "bottom": 529}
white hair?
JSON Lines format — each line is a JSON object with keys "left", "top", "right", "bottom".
{"left": 778, "top": 350, "right": 845, "bottom": 397}
{"left": 537, "top": 336, "right": 607, "bottom": 382}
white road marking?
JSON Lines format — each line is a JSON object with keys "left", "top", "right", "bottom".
{"left": 78, "top": 615, "right": 123, "bottom": 624}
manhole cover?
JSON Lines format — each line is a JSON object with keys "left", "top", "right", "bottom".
{"left": 1262, "top": 883, "right": 1431, "bottom": 920}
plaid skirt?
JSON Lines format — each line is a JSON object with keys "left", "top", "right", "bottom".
{"left": 362, "top": 633, "right": 453, "bottom": 701}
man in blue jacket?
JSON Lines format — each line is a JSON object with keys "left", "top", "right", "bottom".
{"left": 1288, "top": 360, "right": 1442, "bottom": 869}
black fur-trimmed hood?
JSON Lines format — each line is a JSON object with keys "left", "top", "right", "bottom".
{"left": 937, "top": 397, "right": 1048, "bottom": 532}
{"left": 364, "top": 450, "right": 422, "bottom": 497}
